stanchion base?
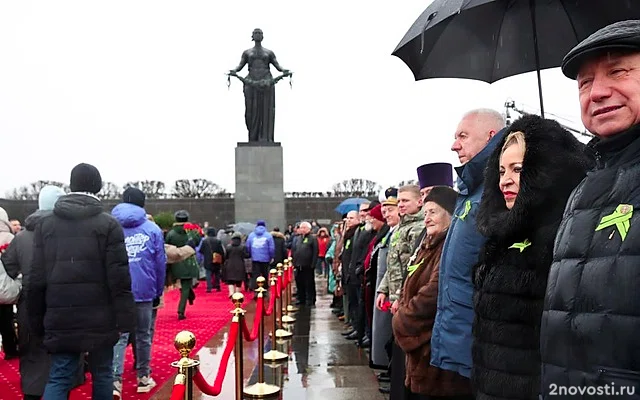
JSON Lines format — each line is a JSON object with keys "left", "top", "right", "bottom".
{"left": 287, "top": 305, "right": 299, "bottom": 312}
{"left": 244, "top": 382, "right": 281, "bottom": 398}
{"left": 263, "top": 349, "right": 288, "bottom": 362}
{"left": 275, "top": 329, "right": 293, "bottom": 339}
{"left": 281, "top": 315, "right": 296, "bottom": 324}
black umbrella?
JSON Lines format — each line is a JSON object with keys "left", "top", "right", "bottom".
{"left": 392, "top": 0, "right": 640, "bottom": 117}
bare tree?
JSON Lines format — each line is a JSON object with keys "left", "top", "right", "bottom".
{"left": 397, "top": 179, "right": 418, "bottom": 187}
{"left": 331, "top": 178, "right": 382, "bottom": 197}
{"left": 171, "top": 179, "right": 227, "bottom": 198}
{"left": 123, "top": 180, "right": 166, "bottom": 199}
{"left": 96, "top": 182, "right": 121, "bottom": 200}
{"left": 4, "top": 180, "right": 68, "bottom": 200}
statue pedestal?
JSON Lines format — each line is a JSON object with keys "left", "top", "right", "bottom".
{"left": 234, "top": 142, "right": 286, "bottom": 230}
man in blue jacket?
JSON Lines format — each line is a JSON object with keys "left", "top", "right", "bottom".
{"left": 430, "top": 109, "right": 506, "bottom": 380}
{"left": 246, "top": 219, "right": 275, "bottom": 291}
{"left": 111, "top": 188, "right": 167, "bottom": 399}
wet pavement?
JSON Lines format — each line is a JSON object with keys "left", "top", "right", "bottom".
{"left": 151, "top": 278, "right": 388, "bottom": 399}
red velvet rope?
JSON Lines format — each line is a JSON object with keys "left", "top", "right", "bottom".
{"left": 192, "top": 320, "right": 239, "bottom": 396}
{"left": 276, "top": 274, "right": 282, "bottom": 298}
{"left": 241, "top": 296, "right": 263, "bottom": 341}
{"left": 169, "top": 382, "right": 185, "bottom": 400}
{"left": 265, "top": 285, "right": 276, "bottom": 316}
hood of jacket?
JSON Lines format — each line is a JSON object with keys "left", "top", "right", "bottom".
{"left": 0, "top": 207, "right": 11, "bottom": 234}
{"left": 253, "top": 225, "right": 267, "bottom": 236}
{"left": 112, "top": 203, "right": 146, "bottom": 228}
{"left": 271, "top": 230, "right": 285, "bottom": 239}
{"left": 231, "top": 236, "right": 242, "bottom": 246}
{"left": 477, "top": 115, "right": 594, "bottom": 240}
{"left": 54, "top": 193, "right": 103, "bottom": 221}
{"left": 317, "top": 227, "right": 330, "bottom": 238}
{"left": 24, "top": 209, "right": 53, "bottom": 231}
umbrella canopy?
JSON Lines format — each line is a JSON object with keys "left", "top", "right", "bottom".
{"left": 229, "top": 222, "right": 256, "bottom": 236}
{"left": 392, "top": 0, "right": 640, "bottom": 116}
{"left": 335, "top": 197, "right": 370, "bottom": 215}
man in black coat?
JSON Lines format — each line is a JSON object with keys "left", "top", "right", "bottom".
{"left": 292, "top": 221, "right": 318, "bottom": 306}
{"left": 27, "top": 163, "right": 135, "bottom": 399}
{"left": 540, "top": 20, "right": 640, "bottom": 398}
{"left": 199, "top": 227, "right": 225, "bottom": 292}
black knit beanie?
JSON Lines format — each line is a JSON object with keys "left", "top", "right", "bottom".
{"left": 69, "top": 163, "right": 102, "bottom": 194}
{"left": 123, "top": 187, "right": 146, "bottom": 208}
{"left": 424, "top": 186, "right": 458, "bottom": 215}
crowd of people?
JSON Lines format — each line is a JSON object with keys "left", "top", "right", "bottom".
{"left": 320, "top": 20, "right": 640, "bottom": 400}
{"left": 1, "top": 19, "right": 640, "bottom": 400}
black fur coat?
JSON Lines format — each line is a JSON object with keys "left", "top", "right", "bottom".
{"left": 471, "top": 115, "right": 594, "bottom": 400}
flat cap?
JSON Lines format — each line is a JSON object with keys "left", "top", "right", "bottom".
{"left": 562, "top": 20, "right": 640, "bottom": 79}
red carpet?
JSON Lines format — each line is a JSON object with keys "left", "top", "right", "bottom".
{"left": 0, "top": 283, "right": 239, "bottom": 400}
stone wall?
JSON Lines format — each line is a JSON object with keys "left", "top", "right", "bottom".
{"left": 0, "top": 196, "right": 375, "bottom": 228}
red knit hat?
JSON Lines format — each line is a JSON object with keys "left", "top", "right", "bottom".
{"left": 369, "top": 204, "right": 385, "bottom": 222}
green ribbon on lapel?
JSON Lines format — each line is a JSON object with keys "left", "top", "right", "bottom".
{"left": 458, "top": 200, "right": 472, "bottom": 221}
{"left": 595, "top": 204, "right": 633, "bottom": 241}
{"left": 407, "top": 259, "right": 424, "bottom": 277}
{"left": 509, "top": 238, "right": 532, "bottom": 253}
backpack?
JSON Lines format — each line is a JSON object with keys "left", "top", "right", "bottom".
{"left": 0, "top": 259, "right": 21, "bottom": 304}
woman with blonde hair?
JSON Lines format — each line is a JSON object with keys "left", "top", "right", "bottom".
{"left": 472, "top": 115, "right": 593, "bottom": 399}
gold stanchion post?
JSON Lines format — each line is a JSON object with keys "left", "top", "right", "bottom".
{"left": 281, "top": 262, "right": 296, "bottom": 324}
{"left": 275, "top": 263, "right": 293, "bottom": 339}
{"left": 231, "top": 292, "right": 246, "bottom": 400}
{"left": 244, "top": 277, "right": 281, "bottom": 398}
{"left": 264, "top": 269, "right": 289, "bottom": 362}
{"left": 171, "top": 331, "right": 200, "bottom": 400}
{"left": 286, "top": 258, "right": 299, "bottom": 313}
{"left": 285, "top": 261, "right": 299, "bottom": 314}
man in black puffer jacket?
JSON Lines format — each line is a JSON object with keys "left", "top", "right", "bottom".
{"left": 540, "top": 20, "right": 640, "bottom": 399}
{"left": 27, "top": 163, "right": 135, "bottom": 399}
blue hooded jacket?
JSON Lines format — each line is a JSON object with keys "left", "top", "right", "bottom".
{"left": 246, "top": 225, "right": 275, "bottom": 263}
{"left": 112, "top": 203, "right": 167, "bottom": 302}
{"left": 430, "top": 128, "right": 506, "bottom": 378}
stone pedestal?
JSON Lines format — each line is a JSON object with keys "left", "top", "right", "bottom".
{"left": 234, "top": 142, "right": 286, "bottom": 230}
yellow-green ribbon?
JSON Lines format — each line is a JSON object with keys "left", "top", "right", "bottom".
{"left": 458, "top": 200, "right": 472, "bottom": 221}
{"left": 390, "top": 230, "right": 400, "bottom": 247}
{"left": 595, "top": 204, "right": 633, "bottom": 241}
{"left": 407, "top": 259, "right": 424, "bottom": 277}
{"left": 509, "top": 239, "right": 532, "bottom": 253}
{"left": 303, "top": 238, "right": 308, "bottom": 244}
{"left": 345, "top": 239, "right": 351, "bottom": 250}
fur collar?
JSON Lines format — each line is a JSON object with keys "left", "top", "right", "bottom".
{"left": 477, "top": 115, "right": 594, "bottom": 241}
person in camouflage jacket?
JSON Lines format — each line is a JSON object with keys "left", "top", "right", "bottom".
{"left": 377, "top": 185, "right": 424, "bottom": 304}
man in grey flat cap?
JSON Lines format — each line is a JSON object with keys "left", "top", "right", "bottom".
{"left": 540, "top": 20, "right": 640, "bottom": 398}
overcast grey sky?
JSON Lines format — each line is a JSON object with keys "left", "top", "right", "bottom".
{"left": 0, "top": 0, "right": 586, "bottom": 196}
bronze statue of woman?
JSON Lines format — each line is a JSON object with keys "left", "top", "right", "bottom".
{"left": 228, "top": 28, "right": 291, "bottom": 143}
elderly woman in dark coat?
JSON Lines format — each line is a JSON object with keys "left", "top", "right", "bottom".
{"left": 471, "top": 115, "right": 593, "bottom": 400}
{"left": 392, "top": 187, "right": 473, "bottom": 400}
